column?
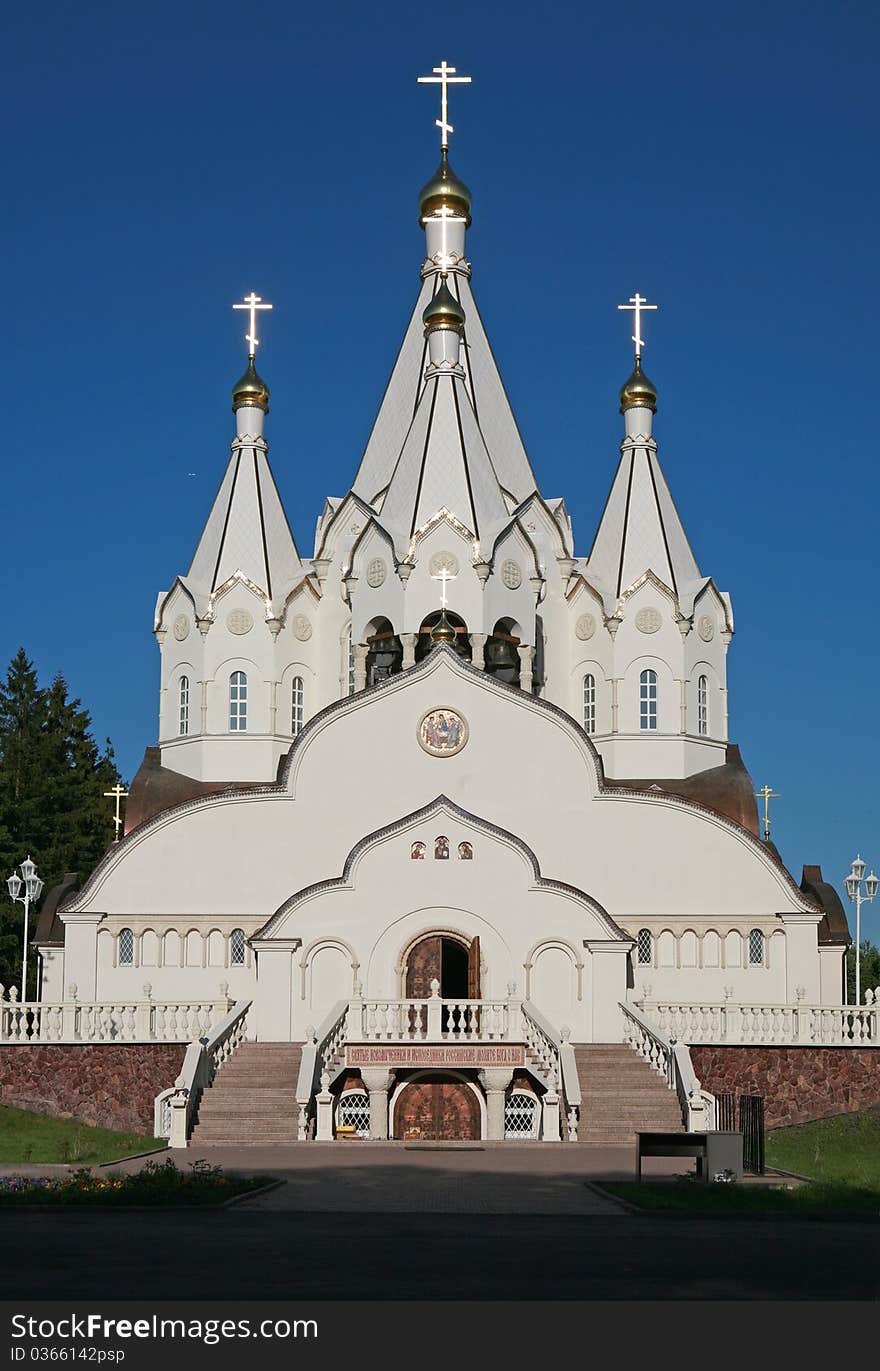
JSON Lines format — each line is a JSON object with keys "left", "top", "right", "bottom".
{"left": 401, "top": 633, "right": 417, "bottom": 670}
{"left": 353, "top": 644, "right": 368, "bottom": 692}
{"left": 678, "top": 678, "right": 687, "bottom": 734}
{"left": 470, "top": 633, "right": 487, "bottom": 671}
{"left": 610, "top": 678, "right": 620, "bottom": 733}
{"left": 517, "top": 645, "right": 534, "bottom": 693}
{"left": 361, "top": 1068, "right": 394, "bottom": 1140}
{"left": 200, "top": 680, "right": 208, "bottom": 734}
{"left": 478, "top": 1067, "right": 514, "bottom": 1140}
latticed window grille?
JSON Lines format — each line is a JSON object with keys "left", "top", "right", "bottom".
{"left": 178, "top": 676, "right": 189, "bottom": 736}
{"left": 639, "top": 669, "right": 658, "bottom": 730}
{"left": 291, "top": 676, "right": 304, "bottom": 736}
{"left": 698, "top": 675, "right": 708, "bottom": 737}
{"left": 229, "top": 671, "right": 248, "bottom": 731}
{"left": 583, "top": 673, "right": 596, "bottom": 734}
{"left": 337, "top": 1090, "right": 370, "bottom": 1137}
{"left": 505, "top": 1092, "right": 539, "bottom": 1139}
{"left": 118, "top": 928, "right": 134, "bottom": 966}
{"left": 749, "top": 929, "right": 765, "bottom": 966}
{"left": 637, "top": 928, "right": 653, "bottom": 965}
{"left": 230, "top": 928, "right": 246, "bottom": 965}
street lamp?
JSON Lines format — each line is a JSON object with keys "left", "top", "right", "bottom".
{"left": 6, "top": 855, "right": 43, "bottom": 1003}
{"left": 844, "top": 854, "right": 878, "bottom": 1007}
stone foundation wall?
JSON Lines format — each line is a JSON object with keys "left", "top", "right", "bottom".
{"left": 0, "top": 1045, "right": 186, "bottom": 1134}
{"left": 690, "top": 1046, "right": 880, "bottom": 1128}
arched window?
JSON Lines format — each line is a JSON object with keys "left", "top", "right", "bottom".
{"left": 749, "top": 929, "right": 765, "bottom": 966}
{"left": 337, "top": 1090, "right": 370, "bottom": 1138}
{"left": 118, "top": 928, "right": 134, "bottom": 966}
{"left": 230, "top": 928, "right": 246, "bottom": 965}
{"left": 698, "top": 675, "right": 708, "bottom": 736}
{"left": 637, "top": 929, "right": 653, "bottom": 965}
{"left": 639, "top": 669, "right": 658, "bottom": 730}
{"left": 505, "top": 1091, "right": 540, "bottom": 1139}
{"left": 178, "top": 676, "right": 189, "bottom": 736}
{"left": 583, "top": 674, "right": 596, "bottom": 734}
{"left": 291, "top": 676, "right": 304, "bottom": 736}
{"left": 229, "top": 671, "right": 248, "bottom": 731}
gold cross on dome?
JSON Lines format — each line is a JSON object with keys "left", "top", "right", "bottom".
{"left": 232, "top": 292, "right": 273, "bottom": 357}
{"left": 417, "top": 61, "right": 472, "bottom": 149}
{"left": 431, "top": 565, "right": 457, "bottom": 609}
{"left": 755, "top": 784, "right": 780, "bottom": 843}
{"left": 103, "top": 784, "right": 129, "bottom": 844}
{"left": 617, "top": 292, "right": 658, "bottom": 360}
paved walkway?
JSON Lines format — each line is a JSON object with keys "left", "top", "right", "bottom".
{"left": 1, "top": 1142, "right": 693, "bottom": 1214}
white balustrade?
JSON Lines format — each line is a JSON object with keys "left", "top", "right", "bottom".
{"left": 621, "top": 1001, "right": 706, "bottom": 1130}
{"left": 163, "top": 999, "right": 252, "bottom": 1146}
{"left": 0, "top": 984, "right": 233, "bottom": 1044}
{"left": 641, "top": 994, "right": 879, "bottom": 1046}
{"left": 356, "top": 996, "right": 510, "bottom": 1042}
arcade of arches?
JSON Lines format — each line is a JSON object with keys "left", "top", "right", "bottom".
{"left": 362, "top": 613, "right": 540, "bottom": 690}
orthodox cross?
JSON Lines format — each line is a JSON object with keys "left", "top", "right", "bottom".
{"left": 103, "top": 784, "right": 129, "bottom": 844}
{"left": 617, "top": 293, "right": 658, "bottom": 361}
{"left": 431, "top": 565, "right": 457, "bottom": 608}
{"left": 755, "top": 784, "right": 780, "bottom": 843}
{"left": 421, "top": 203, "right": 467, "bottom": 270}
{"left": 417, "top": 61, "right": 471, "bottom": 149}
{"left": 232, "top": 292, "right": 273, "bottom": 357}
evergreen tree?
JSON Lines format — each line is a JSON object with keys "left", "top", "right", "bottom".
{"left": 846, "top": 939, "right": 880, "bottom": 1003}
{"left": 0, "top": 650, "right": 123, "bottom": 994}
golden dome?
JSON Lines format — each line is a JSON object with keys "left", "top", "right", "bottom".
{"left": 422, "top": 277, "right": 466, "bottom": 334}
{"left": 619, "top": 358, "right": 658, "bottom": 413}
{"left": 430, "top": 608, "right": 458, "bottom": 644}
{"left": 418, "top": 149, "right": 472, "bottom": 226}
{"left": 232, "top": 356, "right": 270, "bottom": 412}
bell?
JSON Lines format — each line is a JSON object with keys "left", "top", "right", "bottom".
{"left": 485, "top": 636, "right": 518, "bottom": 671}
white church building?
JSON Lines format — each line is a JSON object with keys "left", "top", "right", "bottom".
{"left": 29, "top": 67, "right": 857, "bottom": 1146}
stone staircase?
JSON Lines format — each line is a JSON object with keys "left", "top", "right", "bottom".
{"left": 573, "top": 1044, "right": 683, "bottom": 1145}
{"left": 189, "top": 1043, "right": 303, "bottom": 1146}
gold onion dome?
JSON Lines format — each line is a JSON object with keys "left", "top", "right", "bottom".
{"left": 422, "top": 277, "right": 466, "bottom": 334}
{"left": 430, "top": 608, "right": 458, "bottom": 645}
{"left": 619, "top": 358, "right": 658, "bottom": 413}
{"left": 232, "top": 356, "right": 270, "bottom": 412}
{"left": 418, "top": 148, "right": 472, "bottom": 225}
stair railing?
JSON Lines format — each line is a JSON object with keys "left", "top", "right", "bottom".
{"left": 620, "top": 1000, "right": 707, "bottom": 1131}
{"left": 521, "top": 1001, "right": 581, "bottom": 1141}
{"left": 295, "top": 999, "right": 349, "bottom": 1141}
{"left": 162, "top": 999, "right": 252, "bottom": 1147}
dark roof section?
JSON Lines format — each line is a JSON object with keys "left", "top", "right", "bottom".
{"left": 801, "top": 865, "right": 852, "bottom": 947}
{"left": 125, "top": 747, "right": 264, "bottom": 835}
{"left": 32, "top": 872, "right": 80, "bottom": 948}
{"left": 605, "top": 744, "right": 760, "bottom": 837}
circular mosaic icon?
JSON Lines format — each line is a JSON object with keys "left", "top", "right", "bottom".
{"left": 575, "top": 613, "right": 596, "bottom": 641}
{"left": 501, "top": 559, "right": 522, "bottom": 589}
{"left": 293, "top": 614, "right": 313, "bottom": 642}
{"left": 428, "top": 550, "right": 460, "bottom": 579}
{"left": 417, "top": 707, "right": 469, "bottom": 758}
{"left": 226, "top": 609, "right": 254, "bottom": 636}
{"left": 172, "top": 614, "right": 190, "bottom": 642}
{"left": 635, "top": 607, "right": 662, "bottom": 634}
{"left": 366, "top": 557, "right": 387, "bottom": 588}
{"left": 698, "top": 614, "right": 715, "bottom": 642}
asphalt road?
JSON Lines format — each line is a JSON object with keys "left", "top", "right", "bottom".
{"left": 3, "top": 1211, "right": 878, "bottom": 1300}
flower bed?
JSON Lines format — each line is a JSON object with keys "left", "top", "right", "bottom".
{"left": 0, "top": 1158, "right": 271, "bottom": 1206}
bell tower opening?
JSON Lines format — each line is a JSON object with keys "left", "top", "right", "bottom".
{"left": 365, "top": 617, "right": 403, "bottom": 685}
{"left": 485, "top": 618, "right": 521, "bottom": 686}
{"left": 415, "top": 611, "right": 472, "bottom": 663}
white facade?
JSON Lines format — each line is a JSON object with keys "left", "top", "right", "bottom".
{"left": 39, "top": 140, "right": 845, "bottom": 1049}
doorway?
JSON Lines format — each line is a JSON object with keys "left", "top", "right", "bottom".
{"left": 404, "top": 934, "right": 479, "bottom": 999}
{"left": 392, "top": 1073, "right": 482, "bottom": 1140}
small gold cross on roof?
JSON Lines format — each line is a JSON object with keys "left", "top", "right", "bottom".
{"left": 755, "top": 784, "right": 780, "bottom": 843}
{"left": 104, "top": 784, "right": 129, "bottom": 844}
{"left": 417, "top": 61, "right": 472, "bottom": 149}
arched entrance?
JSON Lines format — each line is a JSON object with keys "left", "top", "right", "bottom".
{"left": 392, "top": 1073, "right": 482, "bottom": 1141}
{"left": 403, "top": 933, "right": 479, "bottom": 999}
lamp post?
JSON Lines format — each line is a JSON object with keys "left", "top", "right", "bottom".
{"left": 6, "top": 855, "right": 43, "bottom": 1003}
{"left": 844, "top": 855, "right": 878, "bottom": 1007}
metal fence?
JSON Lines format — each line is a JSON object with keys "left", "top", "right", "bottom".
{"left": 715, "top": 1091, "right": 765, "bottom": 1174}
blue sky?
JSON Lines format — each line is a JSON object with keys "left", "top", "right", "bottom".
{"left": 4, "top": 1, "right": 879, "bottom": 941}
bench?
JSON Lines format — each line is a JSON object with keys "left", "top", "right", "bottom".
{"left": 636, "top": 1131, "right": 743, "bottom": 1182}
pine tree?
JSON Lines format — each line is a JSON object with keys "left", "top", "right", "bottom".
{"left": 0, "top": 651, "right": 123, "bottom": 993}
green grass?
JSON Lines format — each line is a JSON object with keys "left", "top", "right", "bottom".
{"left": 765, "top": 1108, "right": 880, "bottom": 1188}
{"left": 0, "top": 1158, "right": 272, "bottom": 1206}
{"left": 0, "top": 1104, "right": 164, "bottom": 1165}
{"left": 605, "top": 1108, "right": 880, "bottom": 1215}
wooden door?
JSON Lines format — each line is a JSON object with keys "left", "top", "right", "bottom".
{"left": 393, "top": 1075, "right": 481, "bottom": 1140}
{"left": 405, "top": 936, "right": 443, "bottom": 998}
{"left": 467, "top": 936, "right": 481, "bottom": 998}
